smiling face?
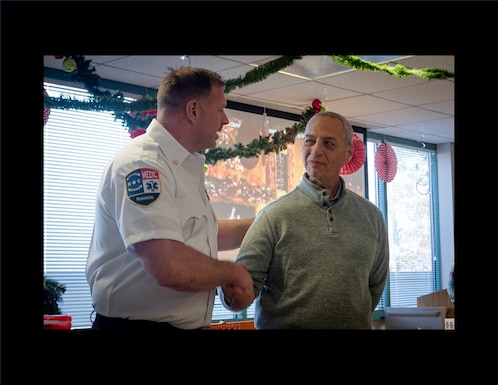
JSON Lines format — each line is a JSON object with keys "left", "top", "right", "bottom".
{"left": 302, "top": 114, "right": 353, "bottom": 191}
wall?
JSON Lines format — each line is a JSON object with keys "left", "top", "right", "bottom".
{"left": 437, "top": 142, "right": 455, "bottom": 291}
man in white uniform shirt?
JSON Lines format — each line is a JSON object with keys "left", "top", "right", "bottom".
{"left": 86, "top": 67, "right": 254, "bottom": 330}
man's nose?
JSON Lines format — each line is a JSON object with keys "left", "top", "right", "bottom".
{"left": 310, "top": 142, "right": 324, "bottom": 154}
{"left": 222, "top": 111, "right": 229, "bottom": 125}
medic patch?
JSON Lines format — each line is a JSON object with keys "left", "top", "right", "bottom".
{"left": 126, "top": 168, "right": 161, "bottom": 206}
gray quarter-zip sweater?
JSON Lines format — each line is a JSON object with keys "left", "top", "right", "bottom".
{"left": 236, "top": 173, "right": 389, "bottom": 329}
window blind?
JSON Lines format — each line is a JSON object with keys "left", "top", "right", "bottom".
{"left": 44, "top": 82, "right": 132, "bottom": 328}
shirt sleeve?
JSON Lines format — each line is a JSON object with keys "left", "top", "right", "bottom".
{"left": 235, "top": 210, "right": 275, "bottom": 297}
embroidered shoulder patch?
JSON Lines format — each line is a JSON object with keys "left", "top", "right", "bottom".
{"left": 126, "top": 168, "right": 161, "bottom": 206}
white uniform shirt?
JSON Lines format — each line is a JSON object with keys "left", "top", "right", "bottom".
{"left": 86, "top": 119, "right": 218, "bottom": 329}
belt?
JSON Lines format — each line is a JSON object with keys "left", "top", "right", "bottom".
{"left": 93, "top": 313, "right": 185, "bottom": 330}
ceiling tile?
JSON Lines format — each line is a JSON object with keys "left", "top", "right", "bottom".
{"left": 375, "top": 80, "right": 454, "bottom": 105}
{"left": 43, "top": 54, "right": 455, "bottom": 144}
{"left": 323, "top": 95, "right": 408, "bottom": 116}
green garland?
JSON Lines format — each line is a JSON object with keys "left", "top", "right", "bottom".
{"left": 44, "top": 55, "right": 454, "bottom": 164}
{"left": 224, "top": 55, "right": 303, "bottom": 93}
{"left": 331, "top": 55, "right": 454, "bottom": 79}
{"left": 201, "top": 106, "right": 315, "bottom": 165}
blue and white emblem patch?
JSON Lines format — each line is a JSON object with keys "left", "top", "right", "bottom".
{"left": 126, "top": 168, "right": 161, "bottom": 206}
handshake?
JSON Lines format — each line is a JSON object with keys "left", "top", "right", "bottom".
{"left": 218, "top": 262, "right": 255, "bottom": 312}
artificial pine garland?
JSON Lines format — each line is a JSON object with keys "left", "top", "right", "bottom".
{"left": 224, "top": 55, "right": 303, "bottom": 93}
{"left": 44, "top": 55, "right": 454, "bottom": 164}
{"left": 331, "top": 55, "right": 454, "bottom": 79}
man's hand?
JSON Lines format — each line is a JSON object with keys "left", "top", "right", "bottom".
{"left": 221, "top": 284, "right": 254, "bottom": 311}
{"left": 220, "top": 263, "right": 254, "bottom": 311}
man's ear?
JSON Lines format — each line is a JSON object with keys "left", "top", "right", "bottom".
{"left": 185, "top": 99, "right": 198, "bottom": 120}
{"left": 346, "top": 143, "right": 354, "bottom": 162}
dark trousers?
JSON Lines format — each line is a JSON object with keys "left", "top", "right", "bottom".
{"left": 92, "top": 313, "right": 187, "bottom": 330}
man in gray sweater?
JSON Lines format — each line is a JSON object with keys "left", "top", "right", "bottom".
{"left": 220, "top": 111, "right": 389, "bottom": 329}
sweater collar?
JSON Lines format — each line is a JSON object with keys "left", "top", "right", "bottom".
{"left": 300, "top": 173, "right": 345, "bottom": 208}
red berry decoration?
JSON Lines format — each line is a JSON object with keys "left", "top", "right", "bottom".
{"left": 311, "top": 99, "right": 322, "bottom": 109}
{"left": 311, "top": 99, "right": 323, "bottom": 114}
{"left": 54, "top": 55, "right": 64, "bottom": 60}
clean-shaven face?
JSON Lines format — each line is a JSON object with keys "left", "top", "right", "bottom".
{"left": 302, "top": 115, "right": 352, "bottom": 189}
{"left": 198, "top": 84, "right": 229, "bottom": 149}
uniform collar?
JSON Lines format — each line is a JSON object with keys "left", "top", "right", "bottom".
{"left": 146, "top": 119, "right": 206, "bottom": 167}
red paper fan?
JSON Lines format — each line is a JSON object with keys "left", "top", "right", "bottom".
{"left": 340, "top": 133, "right": 366, "bottom": 175}
{"left": 375, "top": 142, "right": 397, "bottom": 182}
{"left": 43, "top": 89, "right": 51, "bottom": 126}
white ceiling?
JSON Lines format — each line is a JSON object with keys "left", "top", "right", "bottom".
{"left": 43, "top": 55, "right": 454, "bottom": 145}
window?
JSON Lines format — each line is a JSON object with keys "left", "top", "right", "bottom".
{"left": 366, "top": 137, "right": 441, "bottom": 310}
{"left": 43, "top": 80, "right": 444, "bottom": 329}
{"left": 44, "top": 82, "right": 133, "bottom": 328}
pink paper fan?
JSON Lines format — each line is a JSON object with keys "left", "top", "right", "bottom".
{"left": 43, "top": 89, "right": 51, "bottom": 126}
{"left": 375, "top": 142, "right": 397, "bottom": 182}
{"left": 340, "top": 133, "right": 366, "bottom": 175}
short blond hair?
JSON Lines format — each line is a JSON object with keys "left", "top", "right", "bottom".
{"left": 157, "top": 67, "right": 226, "bottom": 109}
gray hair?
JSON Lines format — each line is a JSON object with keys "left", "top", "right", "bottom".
{"left": 306, "top": 111, "right": 354, "bottom": 145}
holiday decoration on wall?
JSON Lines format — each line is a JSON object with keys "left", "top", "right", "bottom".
{"left": 374, "top": 141, "right": 397, "bottom": 182}
{"left": 204, "top": 115, "right": 275, "bottom": 208}
{"left": 44, "top": 55, "right": 454, "bottom": 165}
{"left": 340, "top": 133, "right": 366, "bottom": 175}
{"left": 127, "top": 109, "right": 157, "bottom": 137}
{"left": 43, "top": 89, "right": 51, "bottom": 126}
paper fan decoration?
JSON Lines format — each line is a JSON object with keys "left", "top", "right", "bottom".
{"left": 43, "top": 89, "right": 51, "bottom": 126}
{"left": 340, "top": 133, "right": 366, "bottom": 175}
{"left": 375, "top": 141, "right": 397, "bottom": 182}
